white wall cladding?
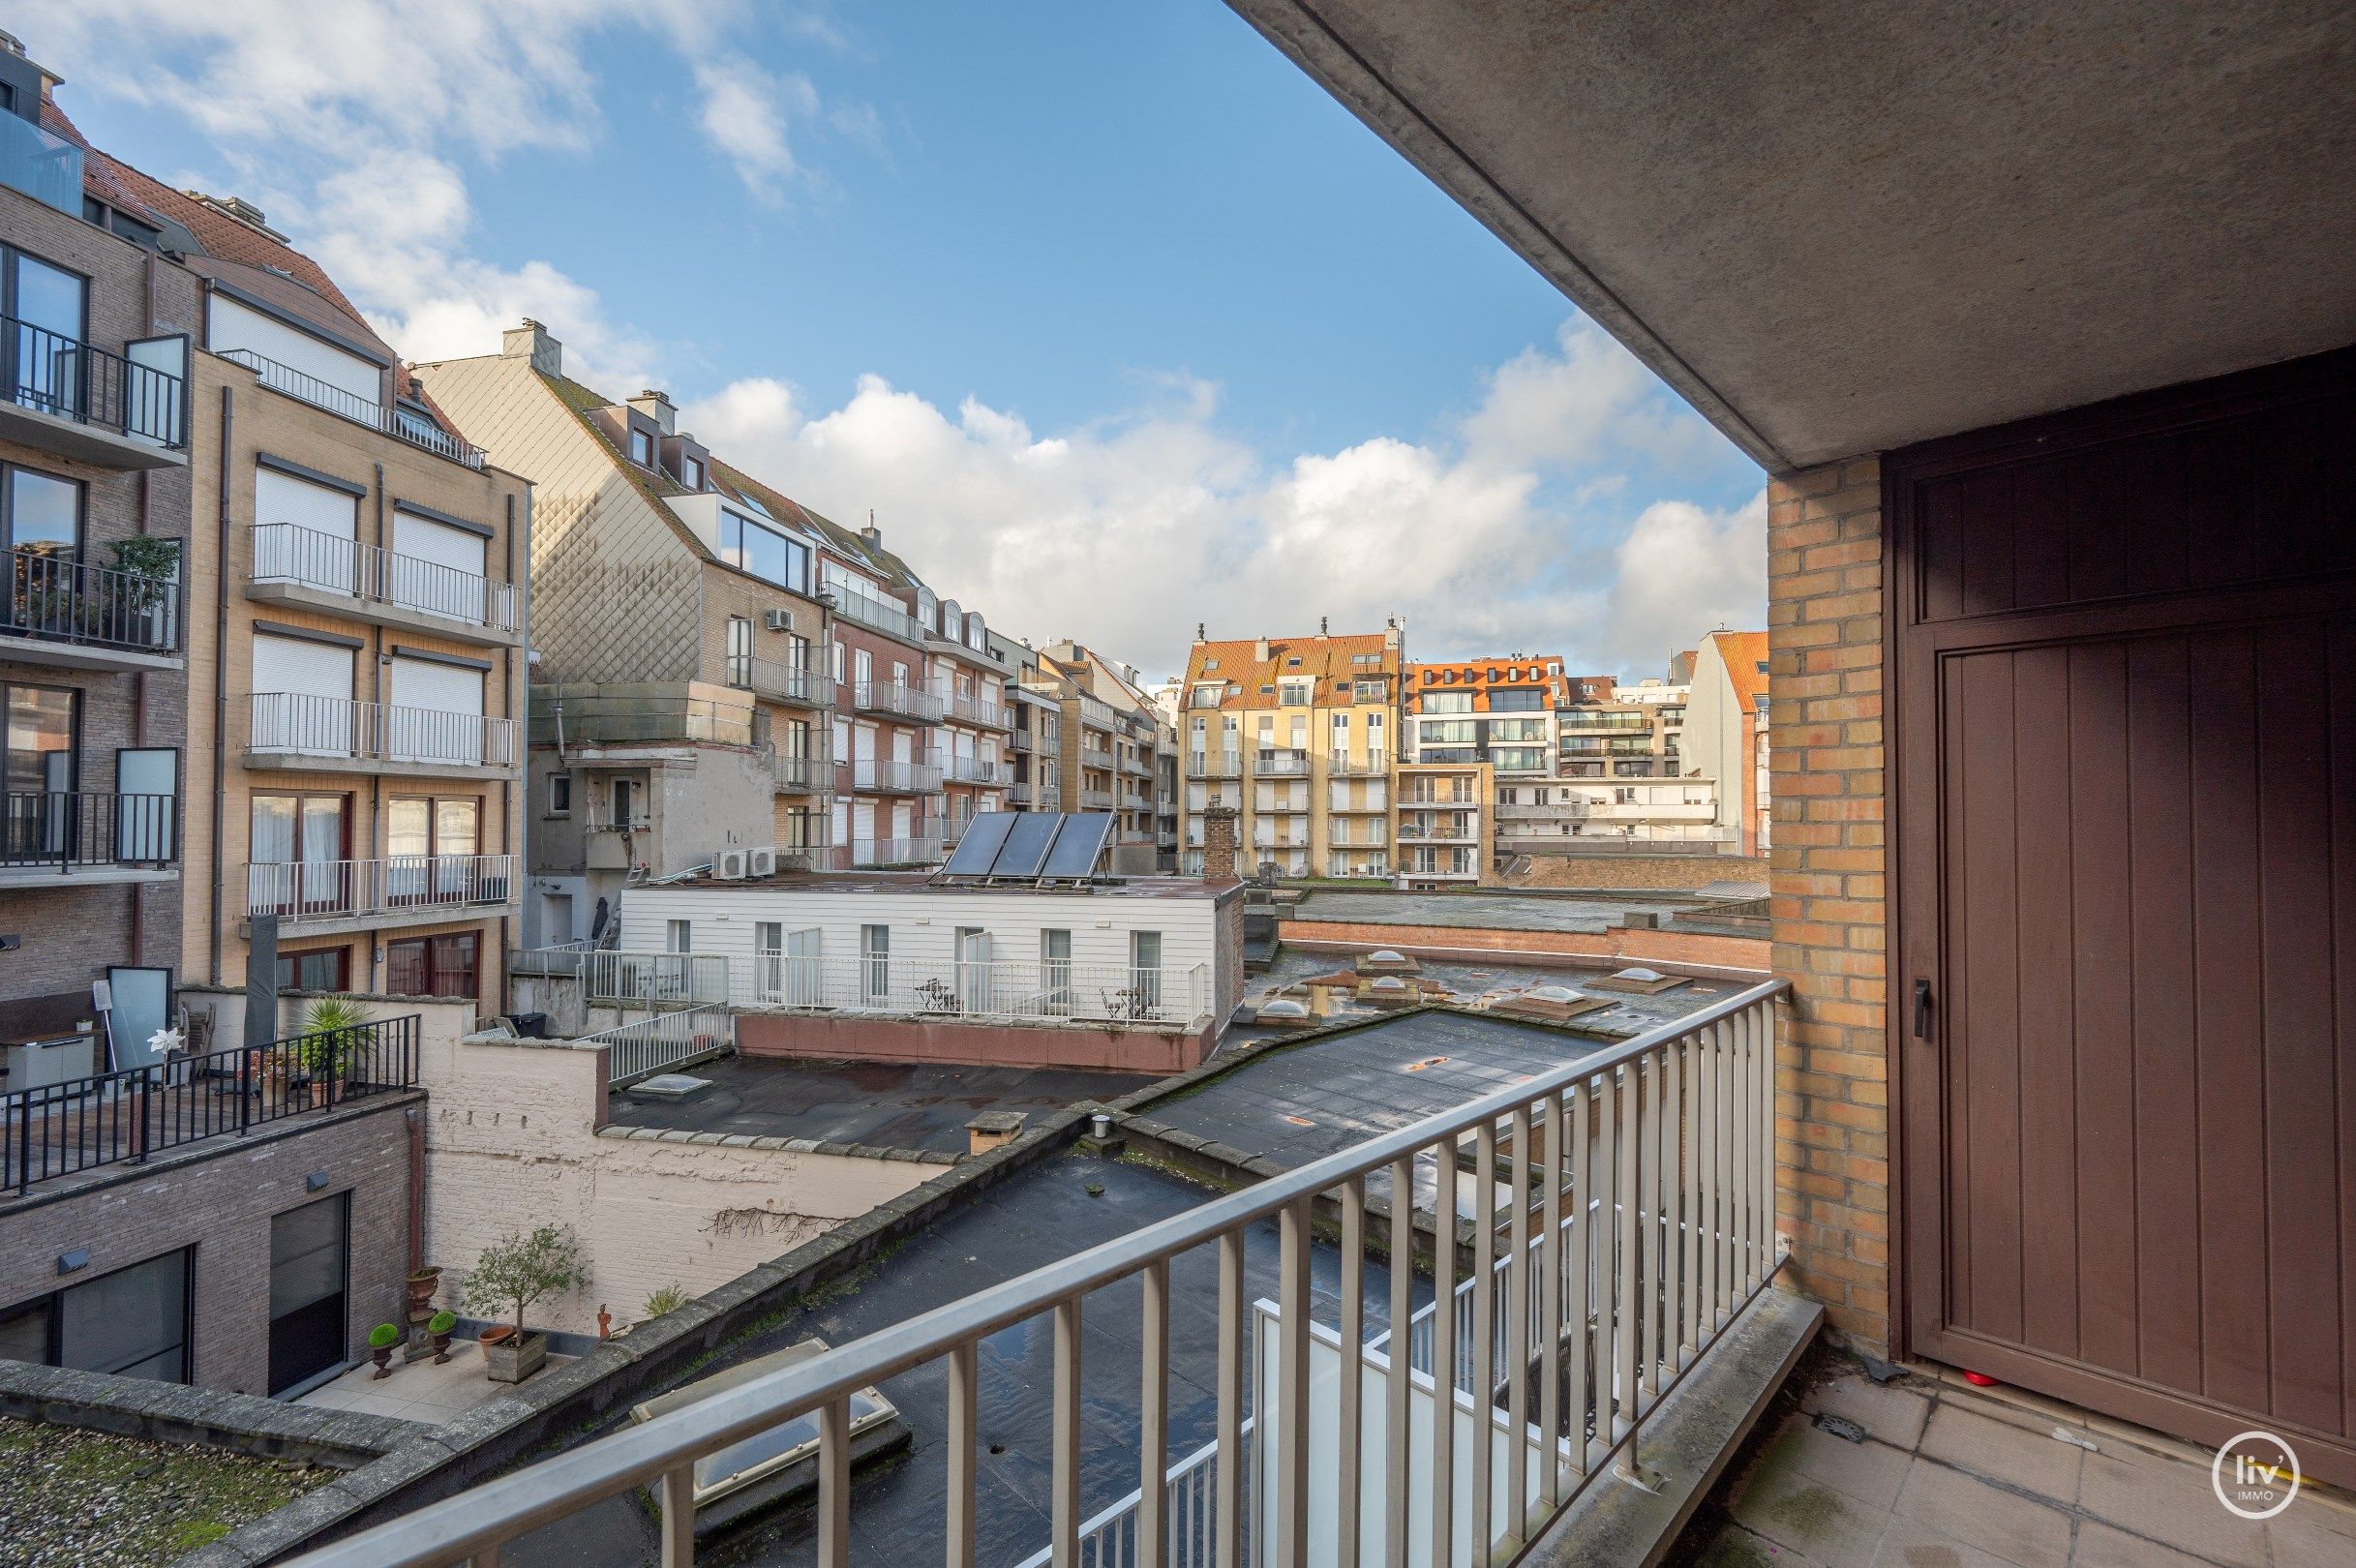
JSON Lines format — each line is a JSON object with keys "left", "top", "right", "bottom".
{"left": 617, "top": 885, "right": 1218, "bottom": 977}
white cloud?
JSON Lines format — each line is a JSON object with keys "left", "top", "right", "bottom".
{"left": 33, "top": 1, "right": 868, "bottom": 383}
{"left": 684, "top": 318, "right": 1765, "bottom": 679}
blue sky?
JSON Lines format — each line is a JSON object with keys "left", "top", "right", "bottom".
{"left": 39, "top": 1, "right": 1766, "bottom": 678}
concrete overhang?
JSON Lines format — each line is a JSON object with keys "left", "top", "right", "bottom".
{"left": 1225, "top": 1, "right": 2356, "bottom": 469}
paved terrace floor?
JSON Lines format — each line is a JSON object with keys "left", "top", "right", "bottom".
{"left": 1703, "top": 1357, "right": 2356, "bottom": 1568}
{"left": 605, "top": 1058, "right": 1159, "bottom": 1157}
{"left": 298, "top": 1341, "right": 576, "bottom": 1427}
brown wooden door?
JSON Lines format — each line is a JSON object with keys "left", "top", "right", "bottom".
{"left": 1891, "top": 349, "right": 2356, "bottom": 1486}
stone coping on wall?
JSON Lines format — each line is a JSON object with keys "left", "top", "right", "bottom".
{"left": 592, "top": 1123, "right": 956, "bottom": 1166}
{"left": 0, "top": 1361, "right": 419, "bottom": 1469}
{"left": 181, "top": 1108, "right": 1091, "bottom": 1566}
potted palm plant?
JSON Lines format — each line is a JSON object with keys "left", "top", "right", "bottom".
{"left": 293, "top": 996, "right": 371, "bottom": 1104}
{"left": 464, "top": 1224, "right": 587, "bottom": 1384}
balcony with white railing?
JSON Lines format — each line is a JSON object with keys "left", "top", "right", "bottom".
{"left": 1079, "top": 787, "right": 1118, "bottom": 810}
{"left": 939, "top": 689, "right": 1011, "bottom": 730}
{"left": 1, "top": 548, "right": 184, "bottom": 672}
{"left": 822, "top": 574, "right": 927, "bottom": 645}
{"left": 248, "top": 522, "right": 520, "bottom": 645}
{"left": 1186, "top": 750, "right": 1242, "bottom": 779}
{"left": 1326, "top": 749, "right": 1387, "bottom": 776}
{"left": 736, "top": 954, "right": 1211, "bottom": 1028}
{"left": 944, "top": 754, "right": 1002, "bottom": 786}
{"left": 242, "top": 853, "right": 515, "bottom": 932}
{"left": 1328, "top": 821, "right": 1389, "bottom": 846}
{"left": 770, "top": 745, "right": 832, "bottom": 795}
{"left": 218, "top": 347, "right": 483, "bottom": 468}
{"left": 851, "top": 678, "right": 948, "bottom": 723}
{"left": 244, "top": 692, "right": 520, "bottom": 777}
{"left": 1077, "top": 696, "right": 1117, "bottom": 733}
{"left": 1079, "top": 741, "right": 1116, "bottom": 770}
{"left": 727, "top": 652, "right": 832, "bottom": 709}
{"left": 848, "top": 834, "right": 947, "bottom": 867}
{"left": 1254, "top": 747, "right": 1311, "bottom": 777}
{"left": 851, "top": 756, "right": 944, "bottom": 795}
{"left": 1397, "top": 813, "right": 1480, "bottom": 843}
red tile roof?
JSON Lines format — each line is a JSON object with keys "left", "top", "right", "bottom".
{"left": 1182, "top": 634, "right": 1397, "bottom": 709}
{"left": 1711, "top": 630, "right": 1769, "bottom": 711}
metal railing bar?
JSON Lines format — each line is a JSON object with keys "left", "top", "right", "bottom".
{"left": 283, "top": 982, "right": 1785, "bottom": 1567}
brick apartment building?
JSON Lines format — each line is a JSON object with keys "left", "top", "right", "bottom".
{"left": 1039, "top": 638, "right": 1173, "bottom": 872}
{"left": 0, "top": 47, "right": 193, "bottom": 1072}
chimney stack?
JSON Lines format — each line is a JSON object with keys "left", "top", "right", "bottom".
{"left": 1254, "top": 635, "right": 1270, "bottom": 662}
{"left": 1194, "top": 622, "right": 1205, "bottom": 644}
{"left": 861, "top": 508, "right": 883, "bottom": 550}
{"left": 1200, "top": 804, "right": 1240, "bottom": 882}
{"left": 628, "top": 389, "right": 677, "bottom": 436}
{"left": 1383, "top": 616, "right": 1402, "bottom": 652}
{"left": 501, "top": 319, "right": 563, "bottom": 376}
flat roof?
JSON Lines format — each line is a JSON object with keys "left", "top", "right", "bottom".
{"left": 1235, "top": 948, "right": 1739, "bottom": 1047}
{"left": 606, "top": 1058, "right": 1159, "bottom": 1156}
{"left": 1284, "top": 888, "right": 1715, "bottom": 932}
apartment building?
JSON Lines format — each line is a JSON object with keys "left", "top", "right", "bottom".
{"left": 1683, "top": 628, "right": 1768, "bottom": 855}
{"left": 1039, "top": 639, "right": 1171, "bottom": 872}
{"left": 987, "top": 631, "right": 1063, "bottom": 813}
{"left": 1402, "top": 655, "right": 1559, "bottom": 874}
{"left": 1394, "top": 758, "right": 1492, "bottom": 884}
{"left": 0, "top": 52, "right": 194, "bottom": 1070}
{"left": 1177, "top": 622, "right": 1401, "bottom": 880}
{"left": 1495, "top": 666, "right": 1725, "bottom": 858}
{"left": 910, "top": 582, "right": 1011, "bottom": 848}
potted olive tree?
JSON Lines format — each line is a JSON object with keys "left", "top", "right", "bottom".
{"left": 464, "top": 1224, "right": 586, "bottom": 1384}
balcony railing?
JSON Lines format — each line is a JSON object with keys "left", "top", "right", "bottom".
{"left": 578, "top": 1004, "right": 734, "bottom": 1090}
{"left": 2, "top": 1015, "right": 419, "bottom": 1195}
{"left": 726, "top": 653, "right": 831, "bottom": 709}
{"left": 1078, "top": 743, "right": 1116, "bottom": 770}
{"left": 1186, "top": 751, "right": 1242, "bottom": 779}
{"left": 1006, "top": 782, "right": 1034, "bottom": 805}
{"left": 940, "top": 690, "right": 1010, "bottom": 729}
{"left": 298, "top": 981, "right": 1790, "bottom": 1567}
{"left": 514, "top": 948, "right": 733, "bottom": 1010}
{"left": 1077, "top": 696, "right": 1116, "bottom": 732}
{"left": 849, "top": 834, "right": 947, "bottom": 866}
{"left": 1397, "top": 817, "right": 1479, "bottom": 843}
{"left": 770, "top": 746, "right": 831, "bottom": 794}
{"left": 823, "top": 577, "right": 926, "bottom": 644}
{"left": 218, "top": 347, "right": 483, "bottom": 468}
{"left": 243, "top": 854, "right": 514, "bottom": 924}
{"left": 3, "top": 548, "right": 183, "bottom": 657}
{"left": 5, "top": 313, "right": 187, "bottom": 448}
{"left": 1079, "top": 787, "right": 1117, "bottom": 810}
{"left": 944, "top": 754, "right": 1002, "bottom": 785}
{"left": 852, "top": 756, "right": 944, "bottom": 794}
{"left": 1328, "top": 822, "right": 1388, "bottom": 846}
{"left": 247, "top": 693, "right": 519, "bottom": 770}
{"left": 1007, "top": 729, "right": 1036, "bottom": 754}
{"left": 532, "top": 689, "right": 756, "bottom": 749}
{"left": 0, "top": 791, "right": 176, "bottom": 872}
{"left": 1326, "top": 750, "right": 1386, "bottom": 776}
{"left": 1254, "top": 747, "right": 1311, "bottom": 776}
{"left": 738, "top": 955, "right": 1209, "bottom": 1026}
{"left": 1558, "top": 712, "right": 1652, "bottom": 731}
{"left": 1119, "top": 754, "right": 1152, "bottom": 777}
{"left": 252, "top": 523, "right": 518, "bottom": 635}
{"left": 1253, "top": 832, "right": 1311, "bottom": 850}
{"left": 852, "top": 678, "right": 948, "bottom": 723}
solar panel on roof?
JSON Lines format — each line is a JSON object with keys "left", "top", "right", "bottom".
{"left": 938, "top": 812, "right": 1017, "bottom": 879}
{"left": 989, "top": 812, "right": 1062, "bottom": 879}
{"left": 1039, "top": 813, "right": 1115, "bottom": 881}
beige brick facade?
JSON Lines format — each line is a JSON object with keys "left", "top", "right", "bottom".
{"left": 1767, "top": 455, "right": 1890, "bottom": 1350}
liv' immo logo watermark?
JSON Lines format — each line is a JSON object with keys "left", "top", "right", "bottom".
{"left": 2211, "top": 1430, "right": 2301, "bottom": 1521}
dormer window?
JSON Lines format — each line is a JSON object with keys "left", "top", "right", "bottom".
{"left": 680, "top": 455, "right": 705, "bottom": 491}
{"left": 628, "top": 427, "right": 653, "bottom": 467}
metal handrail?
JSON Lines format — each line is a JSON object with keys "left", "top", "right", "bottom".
{"left": 247, "top": 692, "right": 520, "bottom": 769}
{"left": 243, "top": 854, "right": 516, "bottom": 922}
{"left": 252, "top": 523, "right": 519, "bottom": 633}
{"left": 3, "top": 312, "right": 186, "bottom": 446}
{"left": 726, "top": 652, "right": 832, "bottom": 708}
{"left": 851, "top": 678, "right": 948, "bottom": 723}
{"left": 219, "top": 347, "right": 483, "bottom": 467}
{"left": 287, "top": 979, "right": 1787, "bottom": 1568}
{"left": 851, "top": 756, "right": 945, "bottom": 794}
{"left": 3, "top": 547, "right": 182, "bottom": 653}
{"left": 0, "top": 790, "right": 177, "bottom": 870}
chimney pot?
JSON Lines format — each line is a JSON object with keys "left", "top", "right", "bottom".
{"left": 1254, "top": 636, "right": 1270, "bottom": 662}
{"left": 626, "top": 389, "right": 678, "bottom": 436}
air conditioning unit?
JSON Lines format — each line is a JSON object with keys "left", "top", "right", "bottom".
{"left": 746, "top": 846, "right": 778, "bottom": 877}
{"left": 763, "top": 608, "right": 795, "bottom": 632}
{"left": 713, "top": 850, "right": 748, "bottom": 881}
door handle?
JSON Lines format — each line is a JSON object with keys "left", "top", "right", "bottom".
{"left": 1913, "top": 979, "right": 1934, "bottom": 1043}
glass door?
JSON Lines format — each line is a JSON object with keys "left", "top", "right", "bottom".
{"left": 268, "top": 1194, "right": 347, "bottom": 1395}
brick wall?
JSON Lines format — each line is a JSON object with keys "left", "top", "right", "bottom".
{"left": 1767, "top": 455, "right": 1890, "bottom": 1350}
{"left": 1276, "top": 917, "right": 1768, "bottom": 977}
{"left": 0, "top": 1099, "right": 415, "bottom": 1396}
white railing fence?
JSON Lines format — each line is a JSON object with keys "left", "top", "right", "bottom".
{"left": 244, "top": 854, "right": 515, "bottom": 922}
{"left": 251, "top": 522, "right": 517, "bottom": 630}
{"left": 248, "top": 692, "right": 519, "bottom": 769}
{"left": 581, "top": 1005, "right": 734, "bottom": 1088}
{"left": 739, "top": 955, "right": 1209, "bottom": 1026}
{"left": 287, "top": 983, "right": 1784, "bottom": 1568}
{"left": 514, "top": 949, "right": 733, "bottom": 1008}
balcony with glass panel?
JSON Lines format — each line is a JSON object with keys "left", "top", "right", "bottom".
{"left": 0, "top": 310, "right": 188, "bottom": 469}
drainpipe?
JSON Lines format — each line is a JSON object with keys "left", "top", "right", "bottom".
{"left": 501, "top": 490, "right": 521, "bottom": 981}
{"left": 369, "top": 463, "right": 385, "bottom": 993}
{"left": 208, "top": 386, "right": 232, "bottom": 984}
{"left": 407, "top": 1105, "right": 425, "bottom": 1275}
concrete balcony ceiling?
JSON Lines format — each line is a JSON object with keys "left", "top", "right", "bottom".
{"left": 1225, "top": 0, "right": 2356, "bottom": 468}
